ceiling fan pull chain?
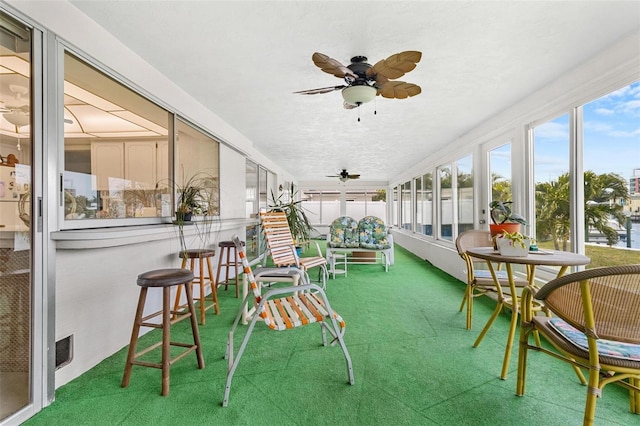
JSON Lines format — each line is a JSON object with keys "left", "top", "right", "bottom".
{"left": 357, "top": 107, "right": 361, "bottom": 122}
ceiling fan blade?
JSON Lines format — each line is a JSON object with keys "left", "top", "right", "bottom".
{"left": 367, "top": 51, "right": 422, "bottom": 80}
{"left": 377, "top": 81, "right": 422, "bottom": 99}
{"left": 348, "top": 174, "right": 360, "bottom": 179}
{"left": 293, "top": 85, "right": 346, "bottom": 95}
{"left": 343, "top": 101, "right": 358, "bottom": 110}
{"left": 312, "top": 52, "right": 357, "bottom": 80}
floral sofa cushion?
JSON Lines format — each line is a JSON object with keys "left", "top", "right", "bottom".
{"left": 328, "top": 216, "right": 360, "bottom": 248}
{"left": 358, "top": 216, "right": 391, "bottom": 250}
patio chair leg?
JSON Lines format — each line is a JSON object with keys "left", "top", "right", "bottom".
{"left": 473, "top": 301, "right": 503, "bottom": 347}
{"left": 222, "top": 313, "right": 260, "bottom": 407}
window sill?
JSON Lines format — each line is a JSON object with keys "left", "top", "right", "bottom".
{"left": 51, "top": 217, "right": 256, "bottom": 249}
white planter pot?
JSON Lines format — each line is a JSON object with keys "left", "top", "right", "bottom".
{"left": 496, "top": 236, "right": 530, "bottom": 257}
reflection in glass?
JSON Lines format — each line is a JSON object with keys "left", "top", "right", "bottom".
{"left": 0, "top": 10, "right": 32, "bottom": 421}
{"left": 63, "top": 52, "right": 170, "bottom": 221}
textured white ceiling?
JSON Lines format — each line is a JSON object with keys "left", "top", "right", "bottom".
{"left": 69, "top": 1, "right": 640, "bottom": 183}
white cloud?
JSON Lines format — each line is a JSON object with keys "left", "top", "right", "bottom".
{"left": 583, "top": 121, "right": 612, "bottom": 132}
{"left": 594, "top": 107, "right": 614, "bottom": 116}
{"left": 609, "top": 128, "right": 640, "bottom": 137}
{"left": 534, "top": 121, "right": 568, "bottom": 140}
{"left": 621, "top": 100, "right": 640, "bottom": 114}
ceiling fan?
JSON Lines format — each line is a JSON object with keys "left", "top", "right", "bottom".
{"left": 327, "top": 169, "right": 361, "bottom": 182}
{"left": 294, "top": 51, "right": 422, "bottom": 109}
{"left": 0, "top": 84, "right": 30, "bottom": 127}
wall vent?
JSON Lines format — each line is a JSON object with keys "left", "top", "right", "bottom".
{"left": 55, "top": 335, "right": 73, "bottom": 370}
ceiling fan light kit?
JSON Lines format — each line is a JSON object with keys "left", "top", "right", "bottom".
{"left": 3, "top": 111, "right": 29, "bottom": 127}
{"left": 341, "top": 85, "right": 377, "bottom": 106}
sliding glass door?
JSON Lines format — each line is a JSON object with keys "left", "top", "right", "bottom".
{"left": 0, "top": 10, "right": 33, "bottom": 422}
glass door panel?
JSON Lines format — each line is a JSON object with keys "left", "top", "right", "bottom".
{"left": 0, "top": 11, "right": 32, "bottom": 421}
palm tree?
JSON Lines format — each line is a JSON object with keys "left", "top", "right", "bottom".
{"left": 535, "top": 171, "right": 629, "bottom": 248}
{"left": 584, "top": 171, "right": 629, "bottom": 245}
{"left": 491, "top": 173, "right": 512, "bottom": 203}
{"left": 535, "top": 176, "right": 570, "bottom": 250}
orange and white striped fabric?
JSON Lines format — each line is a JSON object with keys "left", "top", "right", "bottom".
{"left": 224, "top": 236, "right": 354, "bottom": 407}
{"left": 234, "top": 236, "right": 344, "bottom": 332}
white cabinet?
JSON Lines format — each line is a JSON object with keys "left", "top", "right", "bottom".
{"left": 124, "top": 142, "right": 156, "bottom": 189}
{"left": 91, "top": 141, "right": 168, "bottom": 191}
{"left": 91, "top": 142, "right": 124, "bottom": 191}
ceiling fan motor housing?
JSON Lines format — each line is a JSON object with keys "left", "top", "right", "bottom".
{"left": 346, "top": 57, "right": 374, "bottom": 85}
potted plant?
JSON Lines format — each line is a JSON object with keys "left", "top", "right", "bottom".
{"left": 495, "top": 230, "right": 533, "bottom": 257}
{"left": 268, "top": 182, "right": 314, "bottom": 250}
{"left": 174, "top": 173, "right": 216, "bottom": 223}
{"left": 489, "top": 200, "right": 528, "bottom": 246}
{"left": 171, "top": 172, "right": 219, "bottom": 254}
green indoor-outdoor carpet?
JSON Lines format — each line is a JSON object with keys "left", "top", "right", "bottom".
{"left": 24, "top": 243, "right": 634, "bottom": 426}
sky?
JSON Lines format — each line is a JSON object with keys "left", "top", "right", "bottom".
{"left": 534, "top": 81, "right": 640, "bottom": 183}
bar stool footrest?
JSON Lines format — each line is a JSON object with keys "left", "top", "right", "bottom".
{"left": 130, "top": 342, "right": 199, "bottom": 369}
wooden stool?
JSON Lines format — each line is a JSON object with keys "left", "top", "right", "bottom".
{"left": 174, "top": 249, "right": 219, "bottom": 325}
{"left": 121, "top": 268, "right": 204, "bottom": 396}
{"left": 215, "top": 241, "right": 243, "bottom": 298}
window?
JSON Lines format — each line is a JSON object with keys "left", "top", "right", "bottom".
{"left": 438, "top": 164, "right": 453, "bottom": 240}
{"left": 245, "top": 160, "right": 259, "bottom": 259}
{"left": 400, "top": 181, "right": 412, "bottom": 230}
{"left": 418, "top": 172, "right": 433, "bottom": 236}
{"left": 345, "top": 189, "right": 387, "bottom": 220}
{"left": 582, "top": 81, "right": 638, "bottom": 254}
{"left": 392, "top": 186, "right": 398, "bottom": 227}
{"left": 457, "top": 154, "right": 474, "bottom": 233}
{"left": 258, "top": 166, "right": 268, "bottom": 211}
{"left": 533, "top": 113, "right": 570, "bottom": 250}
{"left": 300, "top": 189, "right": 339, "bottom": 225}
{"left": 175, "top": 118, "right": 220, "bottom": 216}
{"left": 62, "top": 52, "right": 170, "bottom": 224}
{"left": 489, "top": 143, "right": 513, "bottom": 205}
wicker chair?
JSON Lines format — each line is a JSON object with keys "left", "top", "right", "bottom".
{"left": 516, "top": 264, "right": 640, "bottom": 425}
{"left": 222, "top": 236, "right": 354, "bottom": 406}
{"left": 455, "top": 230, "right": 528, "bottom": 330}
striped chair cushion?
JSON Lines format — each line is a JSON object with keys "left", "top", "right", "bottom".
{"left": 549, "top": 317, "right": 640, "bottom": 360}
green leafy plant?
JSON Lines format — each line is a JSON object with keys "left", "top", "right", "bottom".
{"left": 268, "top": 182, "right": 314, "bottom": 245}
{"left": 498, "top": 230, "right": 534, "bottom": 249}
{"left": 169, "top": 172, "right": 219, "bottom": 254}
{"left": 175, "top": 173, "right": 217, "bottom": 219}
{"left": 489, "top": 200, "right": 528, "bottom": 225}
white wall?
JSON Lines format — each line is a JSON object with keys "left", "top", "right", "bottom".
{"left": 54, "top": 223, "right": 245, "bottom": 387}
